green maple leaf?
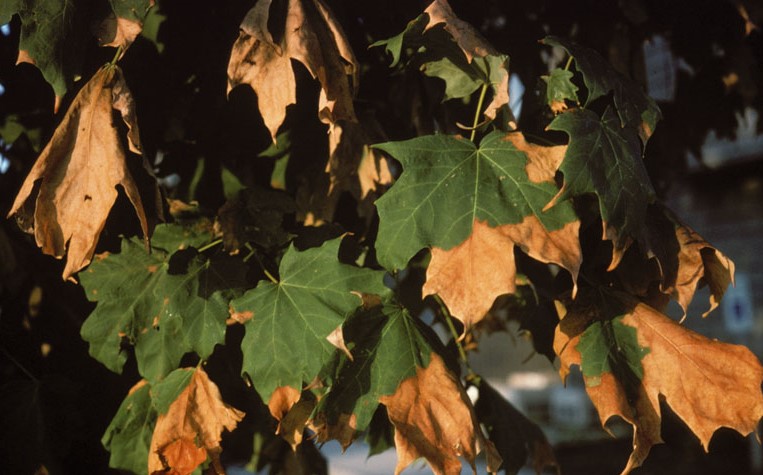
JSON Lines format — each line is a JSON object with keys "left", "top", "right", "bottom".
{"left": 372, "top": 13, "right": 508, "bottom": 112}
{"left": 150, "top": 367, "right": 195, "bottom": 414}
{"left": 374, "top": 131, "right": 577, "bottom": 270}
{"left": 80, "top": 224, "right": 245, "bottom": 381}
{"left": 231, "top": 237, "right": 389, "bottom": 402}
{"left": 548, "top": 107, "right": 656, "bottom": 254}
{"left": 316, "top": 302, "right": 434, "bottom": 430}
{"left": 542, "top": 68, "right": 579, "bottom": 107}
{"left": 577, "top": 316, "right": 650, "bottom": 405}
{"left": 542, "top": 36, "right": 661, "bottom": 143}
{"left": 102, "top": 382, "right": 156, "bottom": 475}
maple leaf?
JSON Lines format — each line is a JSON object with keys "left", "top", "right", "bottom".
{"left": 474, "top": 379, "right": 558, "bottom": 475}
{"left": 542, "top": 36, "right": 661, "bottom": 144}
{"left": 375, "top": 131, "right": 580, "bottom": 328}
{"left": 547, "top": 107, "right": 655, "bottom": 269}
{"left": 80, "top": 224, "right": 246, "bottom": 381}
{"left": 96, "top": 0, "right": 155, "bottom": 54}
{"left": 102, "top": 380, "right": 156, "bottom": 475}
{"left": 268, "top": 386, "right": 316, "bottom": 450}
{"left": 7, "top": 65, "right": 162, "bottom": 281}
{"left": 227, "top": 0, "right": 358, "bottom": 142}
{"left": 148, "top": 367, "right": 245, "bottom": 475}
{"left": 231, "top": 236, "right": 390, "bottom": 403}
{"left": 314, "top": 302, "right": 435, "bottom": 444}
{"left": 657, "top": 207, "right": 735, "bottom": 318}
{"left": 380, "top": 353, "right": 502, "bottom": 475}
{"left": 373, "top": 0, "right": 510, "bottom": 124}
{"left": 542, "top": 68, "right": 579, "bottom": 114}
{"left": 554, "top": 291, "right": 763, "bottom": 474}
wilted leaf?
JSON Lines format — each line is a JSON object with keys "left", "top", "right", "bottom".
{"left": 231, "top": 236, "right": 389, "bottom": 403}
{"left": 375, "top": 131, "right": 579, "bottom": 328}
{"left": 555, "top": 291, "right": 763, "bottom": 474}
{"left": 474, "top": 379, "right": 558, "bottom": 475}
{"left": 547, "top": 107, "right": 655, "bottom": 269}
{"left": 8, "top": 65, "right": 162, "bottom": 281}
{"left": 380, "top": 353, "right": 501, "bottom": 475}
{"left": 148, "top": 367, "right": 245, "bottom": 474}
{"left": 659, "top": 208, "right": 735, "bottom": 318}
{"left": 80, "top": 224, "right": 246, "bottom": 381}
{"left": 227, "top": 0, "right": 357, "bottom": 141}
{"left": 268, "top": 386, "right": 315, "bottom": 450}
{"left": 542, "top": 36, "right": 661, "bottom": 144}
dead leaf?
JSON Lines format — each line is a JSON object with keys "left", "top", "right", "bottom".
{"left": 666, "top": 217, "right": 735, "bottom": 318}
{"left": 268, "top": 386, "right": 316, "bottom": 451}
{"left": 7, "top": 65, "right": 161, "bottom": 281}
{"left": 555, "top": 294, "right": 763, "bottom": 475}
{"left": 425, "top": 217, "right": 579, "bottom": 330}
{"left": 155, "top": 438, "right": 207, "bottom": 475}
{"left": 227, "top": 0, "right": 358, "bottom": 141}
{"left": 380, "top": 353, "right": 502, "bottom": 475}
{"left": 311, "top": 413, "right": 357, "bottom": 450}
{"left": 148, "top": 368, "right": 245, "bottom": 474}
{"left": 326, "top": 325, "right": 353, "bottom": 361}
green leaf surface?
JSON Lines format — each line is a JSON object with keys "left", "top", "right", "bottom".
{"left": 80, "top": 224, "right": 246, "bottom": 381}
{"left": 102, "top": 382, "right": 156, "bottom": 475}
{"left": 371, "top": 14, "right": 428, "bottom": 67}
{"left": 374, "top": 131, "right": 578, "bottom": 270}
{"left": 150, "top": 367, "right": 195, "bottom": 414}
{"left": 317, "top": 302, "right": 433, "bottom": 430}
{"left": 542, "top": 68, "right": 579, "bottom": 106}
{"left": 8, "top": 0, "right": 85, "bottom": 98}
{"left": 542, "top": 36, "right": 661, "bottom": 142}
{"left": 231, "top": 237, "right": 390, "bottom": 402}
{"left": 548, "top": 107, "right": 655, "bottom": 251}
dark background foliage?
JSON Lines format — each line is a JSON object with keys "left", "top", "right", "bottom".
{"left": 1, "top": 0, "right": 761, "bottom": 473}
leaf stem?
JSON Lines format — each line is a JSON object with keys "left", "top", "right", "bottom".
{"left": 469, "top": 83, "right": 489, "bottom": 142}
{"left": 564, "top": 55, "right": 574, "bottom": 71}
{"left": 109, "top": 46, "right": 123, "bottom": 67}
{"left": 433, "top": 295, "right": 475, "bottom": 377}
{"left": 245, "top": 244, "right": 278, "bottom": 284}
{"left": 197, "top": 238, "right": 223, "bottom": 253}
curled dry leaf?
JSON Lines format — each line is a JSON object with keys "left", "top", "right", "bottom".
{"left": 148, "top": 368, "right": 245, "bottom": 475}
{"left": 227, "top": 0, "right": 358, "bottom": 141}
{"left": 664, "top": 213, "right": 735, "bottom": 318}
{"left": 423, "top": 132, "right": 579, "bottom": 329}
{"left": 97, "top": 0, "right": 155, "bottom": 55}
{"left": 7, "top": 65, "right": 162, "bottom": 281}
{"left": 269, "top": 386, "right": 316, "bottom": 450}
{"left": 380, "top": 353, "right": 501, "bottom": 475}
{"left": 554, "top": 294, "right": 763, "bottom": 475}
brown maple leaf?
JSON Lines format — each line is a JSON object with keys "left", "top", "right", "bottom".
{"left": 227, "top": 0, "right": 357, "bottom": 142}
{"left": 7, "top": 65, "right": 162, "bottom": 281}
{"left": 380, "top": 354, "right": 502, "bottom": 475}
{"left": 268, "top": 386, "right": 316, "bottom": 450}
{"left": 555, "top": 294, "right": 763, "bottom": 475}
{"left": 662, "top": 211, "right": 735, "bottom": 318}
{"left": 148, "top": 368, "right": 245, "bottom": 474}
{"left": 423, "top": 133, "right": 580, "bottom": 329}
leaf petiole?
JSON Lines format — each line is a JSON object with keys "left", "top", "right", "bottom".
{"left": 469, "top": 83, "right": 489, "bottom": 142}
